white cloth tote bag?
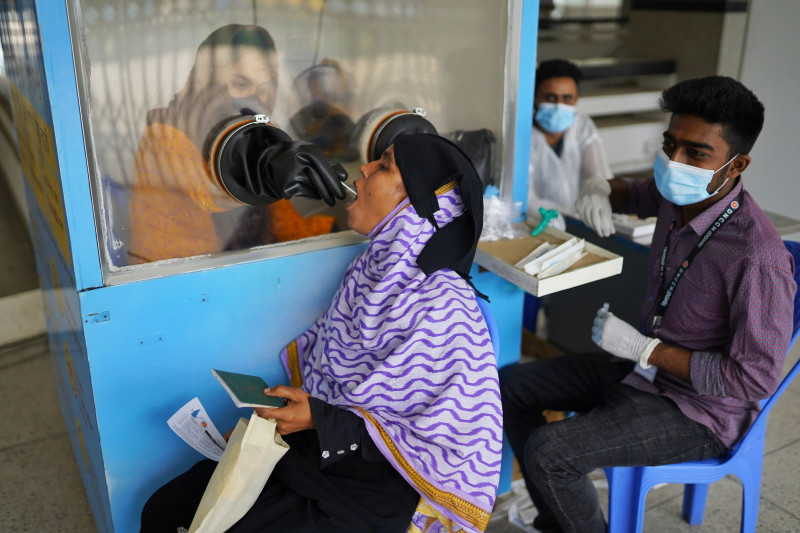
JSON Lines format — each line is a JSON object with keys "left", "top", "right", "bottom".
{"left": 189, "top": 412, "right": 289, "bottom": 533}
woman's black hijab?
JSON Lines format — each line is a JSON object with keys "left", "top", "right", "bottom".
{"left": 393, "top": 133, "right": 487, "bottom": 299}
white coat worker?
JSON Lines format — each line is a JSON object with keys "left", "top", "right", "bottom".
{"left": 528, "top": 59, "right": 614, "bottom": 226}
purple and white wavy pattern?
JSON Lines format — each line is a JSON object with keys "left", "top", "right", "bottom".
{"left": 291, "top": 187, "right": 503, "bottom": 531}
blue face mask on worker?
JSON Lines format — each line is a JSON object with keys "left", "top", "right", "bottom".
{"left": 653, "top": 148, "right": 738, "bottom": 206}
{"left": 534, "top": 102, "right": 577, "bottom": 133}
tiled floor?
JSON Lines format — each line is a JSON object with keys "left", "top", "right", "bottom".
{"left": 1, "top": 194, "right": 799, "bottom": 532}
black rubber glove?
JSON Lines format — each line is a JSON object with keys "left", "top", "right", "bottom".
{"left": 213, "top": 119, "right": 347, "bottom": 207}
{"left": 263, "top": 141, "right": 347, "bottom": 206}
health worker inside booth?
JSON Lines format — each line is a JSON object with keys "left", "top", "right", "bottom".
{"left": 126, "top": 24, "right": 349, "bottom": 265}
{"left": 85, "top": 1, "right": 508, "bottom": 274}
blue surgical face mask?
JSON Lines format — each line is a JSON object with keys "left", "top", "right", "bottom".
{"left": 534, "top": 102, "right": 577, "bottom": 133}
{"left": 653, "top": 148, "right": 738, "bottom": 206}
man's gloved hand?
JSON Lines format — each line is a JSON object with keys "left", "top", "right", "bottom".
{"left": 575, "top": 175, "right": 615, "bottom": 237}
{"left": 591, "top": 307, "right": 660, "bottom": 368}
{"left": 264, "top": 142, "right": 347, "bottom": 207}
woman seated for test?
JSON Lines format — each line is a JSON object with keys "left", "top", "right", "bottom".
{"left": 140, "top": 133, "right": 503, "bottom": 533}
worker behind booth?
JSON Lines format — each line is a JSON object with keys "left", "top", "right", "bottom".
{"left": 502, "top": 76, "right": 796, "bottom": 532}
{"left": 524, "top": 58, "right": 615, "bottom": 335}
{"left": 289, "top": 58, "right": 358, "bottom": 161}
{"left": 140, "top": 134, "right": 502, "bottom": 533}
{"left": 127, "top": 24, "right": 339, "bottom": 265}
{"left": 528, "top": 59, "right": 613, "bottom": 223}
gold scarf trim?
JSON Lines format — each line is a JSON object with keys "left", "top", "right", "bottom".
{"left": 355, "top": 406, "right": 490, "bottom": 531}
{"left": 286, "top": 340, "right": 302, "bottom": 388}
{"left": 406, "top": 498, "right": 470, "bottom": 533}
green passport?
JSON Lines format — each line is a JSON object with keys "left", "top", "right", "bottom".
{"left": 211, "top": 369, "right": 284, "bottom": 408}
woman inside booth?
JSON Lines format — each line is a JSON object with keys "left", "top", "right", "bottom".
{"left": 140, "top": 134, "right": 503, "bottom": 533}
{"left": 127, "top": 24, "right": 339, "bottom": 265}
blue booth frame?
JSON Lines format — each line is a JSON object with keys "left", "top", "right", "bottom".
{"left": 0, "top": 1, "right": 540, "bottom": 531}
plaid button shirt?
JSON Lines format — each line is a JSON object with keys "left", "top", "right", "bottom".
{"left": 621, "top": 178, "right": 796, "bottom": 447}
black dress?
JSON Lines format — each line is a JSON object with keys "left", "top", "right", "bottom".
{"left": 141, "top": 398, "right": 420, "bottom": 533}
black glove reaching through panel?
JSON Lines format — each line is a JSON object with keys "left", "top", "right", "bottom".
{"left": 210, "top": 115, "right": 347, "bottom": 207}
{"left": 264, "top": 141, "right": 347, "bottom": 206}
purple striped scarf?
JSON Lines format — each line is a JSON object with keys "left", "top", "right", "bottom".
{"left": 281, "top": 183, "right": 502, "bottom": 532}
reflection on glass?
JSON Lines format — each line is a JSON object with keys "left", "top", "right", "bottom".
{"left": 290, "top": 59, "right": 357, "bottom": 160}
{"left": 127, "top": 24, "right": 335, "bottom": 265}
{"left": 79, "top": 1, "right": 510, "bottom": 271}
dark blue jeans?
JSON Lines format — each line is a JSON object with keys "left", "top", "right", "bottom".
{"left": 499, "top": 353, "right": 727, "bottom": 533}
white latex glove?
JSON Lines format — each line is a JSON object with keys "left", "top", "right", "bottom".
{"left": 575, "top": 176, "right": 615, "bottom": 237}
{"left": 551, "top": 211, "right": 566, "bottom": 231}
{"left": 591, "top": 308, "right": 660, "bottom": 369}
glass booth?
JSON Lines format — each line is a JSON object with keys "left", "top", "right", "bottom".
{"left": 0, "top": 1, "right": 538, "bottom": 531}
{"left": 79, "top": 0, "right": 520, "bottom": 275}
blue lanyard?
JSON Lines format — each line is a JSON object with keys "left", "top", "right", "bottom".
{"left": 652, "top": 191, "right": 744, "bottom": 333}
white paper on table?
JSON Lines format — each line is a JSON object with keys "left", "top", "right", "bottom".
{"left": 167, "top": 397, "right": 227, "bottom": 461}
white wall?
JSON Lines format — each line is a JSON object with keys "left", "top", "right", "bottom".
{"left": 739, "top": 0, "right": 800, "bottom": 241}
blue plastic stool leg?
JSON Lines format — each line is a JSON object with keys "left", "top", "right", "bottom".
{"left": 682, "top": 483, "right": 709, "bottom": 524}
{"left": 605, "top": 467, "right": 646, "bottom": 533}
{"left": 740, "top": 457, "right": 763, "bottom": 533}
{"left": 740, "top": 480, "right": 761, "bottom": 533}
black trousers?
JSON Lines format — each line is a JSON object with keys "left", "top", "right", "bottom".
{"left": 140, "top": 430, "right": 419, "bottom": 533}
{"left": 499, "top": 354, "right": 727, "bottom": 533}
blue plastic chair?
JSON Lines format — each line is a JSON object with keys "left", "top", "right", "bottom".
{"left": 605, "top": 241, "right": 800, "bottom": 533}
{"left": 477, "top": 297, "right": 500, "bottom": 356}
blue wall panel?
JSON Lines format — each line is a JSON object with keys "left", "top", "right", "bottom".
{"left": 80, "top": 243, "right": 365, "bottom": 531}
{"left": 37, "top": 0, "right": 103, "bottom": 290}
{"left": 28, "top": 200, "right": 113, "bottom": 532}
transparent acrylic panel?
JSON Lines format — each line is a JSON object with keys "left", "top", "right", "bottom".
{"left": 75, "top": 0, "right": 510, "bottom": 271}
